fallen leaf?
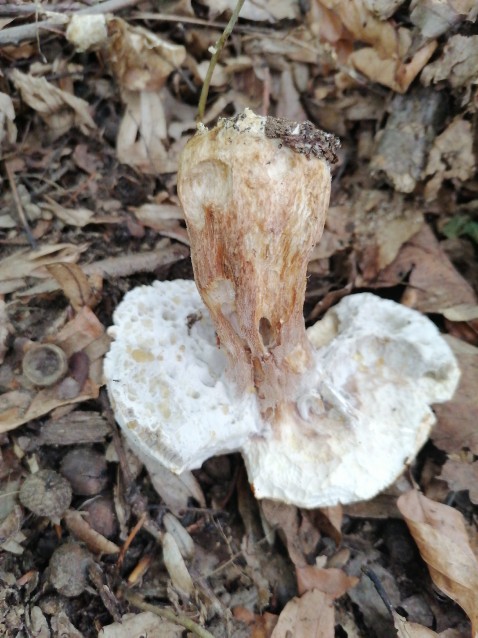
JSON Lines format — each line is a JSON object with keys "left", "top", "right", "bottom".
{"left": 423, "top": 119, "right": 475, "bottom": 200}
{"left": 261, "top": 500, "right": 307, "bottom": 567}
{"left": 99, "top": 612, "right": 183, "bottom": 638}
{"left": 432, "top": 336, "right": 478, "bottom": 455}
{"left": 440, "top": 458, "right": 478, "bottom": 505}
{"left": 393, "top": 610, "right": 440, "bottom": 637}
{"left": 107, "top": 18, "right": 186, "bottom": 92}
{"left": 377, "top": 225, "right": 476, "bottom": 313}
{"left": 296, "top": 565, "right": 358, "bottom": 598}
{"left": 10, "top": 68, "right": 96, "bottom": 139}
{"left": 421, "top": 35, "right": 478, "bottom": 88}
{"left": 0, "top": 307, "right": 109, "bottom": 434}
{"left": 271, "top": 589, "right": 334, "bottom": 638}
{"left": 46, "top": 263, "right": 97, "bottom": 311}
{"left": 116, "top": 89, "right": 176, "bottom": 174}
{"left": 397, "top": 489, "right": 478, "bottom": 633}
{"left": 410, "top": 0, "right": 477, "bottom": 39}
{"left": 64, "top": 510, "right": 120, "bottom": 555}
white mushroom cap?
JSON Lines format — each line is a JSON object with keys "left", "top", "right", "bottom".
{"left": 105, "top": 281, "right": 459, "bottom": 507}
{"left": 105, "top": 109, "right": 459, "bottom": 507}
{"left": 105, "top": 279, "right": 260, "bottom": 473}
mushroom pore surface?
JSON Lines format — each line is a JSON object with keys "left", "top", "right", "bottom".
{"left": 105, "top": 109, "right": 459, "bottom": 507}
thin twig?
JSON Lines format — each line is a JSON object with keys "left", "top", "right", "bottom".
{"left": 0, "top": 0, "right": 141, "bottom": 46}
{"left": 123, "top": 591, "right": 215, "bottom": 638}
{"left": 197, "top": 0, "right": 246, "bottom": 123}
{"left": 4, "top": 159, "right": 37, "bottom": 249}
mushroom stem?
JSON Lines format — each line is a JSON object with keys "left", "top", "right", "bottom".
{"left": 178, "top": 110, "right": 339, "bottom": 417}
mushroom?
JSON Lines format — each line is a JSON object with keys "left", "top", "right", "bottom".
{"left": 105, "top": 109, "right": 459, "bottom": 508}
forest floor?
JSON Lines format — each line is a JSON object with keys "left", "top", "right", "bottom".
{"left": 1, "top": 1, "right": 478, "bottom": 636}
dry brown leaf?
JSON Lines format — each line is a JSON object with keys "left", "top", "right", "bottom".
{"left": 318, "top": 0, "right": 399, "bottom": 57}
{"left": 377, "top": 225, "right": 476, "bottom": 313}
{"left": 352, "top": 191, "right": 424, "bottom": 283}
{"left": 440, "top": 458, "right": 478, "bottom": 505}
{"left": 261, "top": 500, "right": 306, "bottom": 567}
{"left": 99, "top": 612, "right": 183, "bottom": 638}
{"left": 42, "top": 198, "right": 95, "bottom": 227}
{"left": 397, "top": 489, "right": 478, "bottom": 633}
{"left": 423, "top": 119, "right": 475, "bottom": 200}
{"left": 232, "top": 607, "right": 278, "bottom": 637}
{"left": 421, "top": 35, "right": 478, "bottom": 88}
{"left": 317, "top": 0, "right": 437, "bottom": 92}
{"left": 271, "top": 589, "right": 334, "bottom": 638}
{"left": 107, "top": 18, "right": 186, "bottom": 92}
{"left": 350, "top": 40, "right": 437, "bottom": 93}
{"left": 0, "top": 244, "right": 87, "bottom": 295}
{"left": 393, "top": 611, "right": 440, "bottom": 637}
{"left": 46, "top": 263, "right": 97, "bottom": 311}
{"left": 410, "top": 0, "right": 477, "bottom": 39}
{"left": 296, "top": 566, "right": 358, "bottom": 598}
{"left": 433, "top": 336, "right": 478, "bottom": 455}
{"left": 0, "top": 307, "right": 109, "bottom": 434}
{"left": 9, "top": 69, "right": 96, "bottom": 139}
{"left": 116, "top": 89, "right": 176, "bottom": 174}
{"left": 64, "top": 510, "right": 120, "bottom": 555}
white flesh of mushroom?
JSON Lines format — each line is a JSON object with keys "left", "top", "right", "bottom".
{"left": 105, "top": 109, "right": 460, "bottom": 508}
{"left": 105, "top": 281, "right": 459, "bottom": 508}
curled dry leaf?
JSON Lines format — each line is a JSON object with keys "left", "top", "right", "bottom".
{"left": 410, "top": 0, "right": 477, "bottom": 39}
{"left": 64, "top": 510, "right": 120, "bottom": 555}
{"left": 46, "top": 262, "right": 99, "bottom": 311}
{"left": 9, "top": 69, "right": 96, "bottom": 139}
{"left": 0, "top": 243, "right": 87, "bottom": 295}
{"left": 397, "top": 489, "right": 478, "bottom": 633}
{"left": 317, "top": 0, "right": 437, "bottom": 92}
{"left": 432, "top": 336, "right": 478, "bottom": 455}
{"left": 106, "top": 18, "right": 186, "bottom": 92}
{"left": 271, "top": 589, "right": 334, "bottom": 638}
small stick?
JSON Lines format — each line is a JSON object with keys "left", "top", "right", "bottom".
{"left": 4, "top": 160, "right": 37, "bottom": 249}
{"left": 123, "top": 590, "right": 215, "bottom": 638}
{"left": 197, "top": 0, "right": 245, "bottom": 123}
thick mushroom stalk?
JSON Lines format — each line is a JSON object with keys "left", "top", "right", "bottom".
{"left": 178, "top": 110, "right": 339, "bottom": 416}
{"left": 105, "top": 109, "right": 460, "bottom": 507}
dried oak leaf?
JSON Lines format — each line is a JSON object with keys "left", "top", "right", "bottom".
{"left": 397, "top": 489, "right": 478, "bottom": 633}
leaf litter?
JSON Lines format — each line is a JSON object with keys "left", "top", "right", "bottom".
{"left": 0, "top": 0, "right": 477, "bottom": 636}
